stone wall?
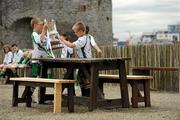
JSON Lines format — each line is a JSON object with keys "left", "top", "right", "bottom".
{"left": 0, "top": 0, "right": 112, "bottom": 49}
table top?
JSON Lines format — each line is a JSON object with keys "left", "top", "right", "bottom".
{"left": 130, "top": 66, "right": 180, "bottom": 71}
{"left": 33, "top": 57, "right": 131, "bottom": 63}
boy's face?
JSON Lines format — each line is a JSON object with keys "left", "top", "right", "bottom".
{"left": 12, "top": 46, "right": 18, "bottom": 53}
{"left": 34, "top": 21, "right": 44, "bottom": 32}
{"left": 4, "top": 47, "right": 10, "bottom": 53}
{"left": 74, "top": 30, "right": 85, "bottom": 37}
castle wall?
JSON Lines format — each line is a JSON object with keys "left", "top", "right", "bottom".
{"left": 0, "top": 0, "right": 112, "bottom": 49}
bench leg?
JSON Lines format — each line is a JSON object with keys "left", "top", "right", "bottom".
{"left": 98, "top": 81, "right": 104, "bottom": 93}
{"left": 54, "top": 83, "right": 62, "bottom": 113}
{"left": 38, "top": 87, "right": 46, "bottom": 104}
{"left": 144, "top": 80, "right": 151, "bottom": 107}
{"left": 68, "top": 83, "right": 74, "bottom": 112}
{"left": 25, "top": 86, "right": 32, "bottom": 107}
{"left": 12, "top": 81, "right": 19, "bottom": 106}
{"left": 130, "top": 81, "right": 139, "bottom": 108}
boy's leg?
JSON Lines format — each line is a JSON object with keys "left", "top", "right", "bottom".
{"left": 0, "top": 71, "right": 5, "bottom": 78}
{"left": 32, "top": 63, "right": 41, "bottom": 77}
{"left": 0, "top": 64, "right": 7, "bottom": 77}
{"left": 31, "top": 63, "right": 41, "bottom": 102}
{"left": 22, "top": 56, "right": 31, "bottom": 64}
{"left": 77, "top": 70, "right": 90, "bottom": 97}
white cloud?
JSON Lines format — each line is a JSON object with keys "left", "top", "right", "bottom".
{"left": 112, "top": 0, "right": 157, "bottom": 8}
{"left": 112, "top": 0, "right": 180, "bottom": 40}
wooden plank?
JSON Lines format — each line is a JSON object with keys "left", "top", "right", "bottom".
{"left": 10, "top": 77, "right": 75, "bottom": 83}
{"left": 99, "top": 74, "right": 153, "bottom": 80}
{"left": 54, "top": 83, "right": 62, "bottom": 113}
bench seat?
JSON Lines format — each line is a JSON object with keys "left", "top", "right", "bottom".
{"left": 99, "top": 74, "right": 153, "bottom": 108}
{"left": 10, "top": 77, "right": 76, "bottom": 113}
{"left": 130, "top": 66, "right": 180, "bottom": 92}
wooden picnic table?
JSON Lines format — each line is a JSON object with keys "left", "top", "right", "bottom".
{"left": 34, "top": 57, "right": 131, "bottom": 111}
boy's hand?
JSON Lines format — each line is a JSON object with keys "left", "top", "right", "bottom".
{"left": 43, "top": 24, "right": 48, "bottom": 31}
{"left": 97, "top": 49, "right": 102, "bottom": 53}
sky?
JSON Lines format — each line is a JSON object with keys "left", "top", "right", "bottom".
{"left": 112, "top": 0, "right": 180, "bottom": 41}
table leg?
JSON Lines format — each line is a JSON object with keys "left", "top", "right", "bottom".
{"left": 12, "top": 81, "right": 19, "bottom": 106}
{"left": 68, "top": 83, "right": 74, "bottom": 112}
{"left": 118, "top": 61, "right": 130, "bottom": 108}
{"left": 144, "top": 80, "right": 151, "bottom": 107}
{"left": 54, "top": 83, "right": 62, "bottom": 113}
{"left": 39, "top": 64, "right": 47, "bottom": 104}
{"left": 89, "top": 65, "right": 98, "bottom": 111}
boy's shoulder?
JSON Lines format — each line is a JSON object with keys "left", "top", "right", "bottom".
{"left": 78, "top": 35, "right": 88, "bottom": 41}
{"left": 7, "top": 51, "right": 13, "bottom": 55}
{"left": 31, "top": 31, "right": 39, "bottom": 36}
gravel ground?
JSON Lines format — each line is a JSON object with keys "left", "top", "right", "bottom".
{"left": 0, "top": 84, "right": 180, "bottom": 120}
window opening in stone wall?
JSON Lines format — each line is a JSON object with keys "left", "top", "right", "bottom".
{"left": 98, "top": 0, "right": 102, "bottom": 6}
{"left": 106, "top": 17, "right": 109, "bottom": 21}
{"left": 79, "top": 5, "right": 86, "bottom": 12}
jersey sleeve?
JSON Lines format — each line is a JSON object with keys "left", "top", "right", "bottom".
{"left": 32, "top": 32, "right": 41, "bottom": 44}
{"left": 73, "top": 36, "right": 86, "bottom": 49}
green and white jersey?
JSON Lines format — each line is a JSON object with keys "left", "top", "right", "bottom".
{"left": 31, "top": 31, "right": 48, "bottom": 63}
{"left": 31, "top": 31, "right": 47, "bottom": 50}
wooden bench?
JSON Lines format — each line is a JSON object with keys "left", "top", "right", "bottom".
{"left": 10, "top": 77, "right": 76, "bottom": 113}
{"left": 130, "top": 66, "right": 180, "bottom": 92}
{"left": 1, "top": 65, "right": 31, "bottom": 84}
{"left": 99, "top": 74, "right": 153, "bottom": 108}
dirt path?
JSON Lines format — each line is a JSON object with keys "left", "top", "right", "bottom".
{"left": 0, "top": 85, "right": 180, "bottom": 120}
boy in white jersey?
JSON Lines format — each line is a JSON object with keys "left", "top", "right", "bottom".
{"left": 60, "top": 21, "right": 92, "bottom": 58}
{"left": 59, "top": 21, "right": 92, "bottom": 96}
{"left": 0, "top": 44, "right": 13, "bottom": 77}
{"left": 11, "top": 44, "right": 24, "bottom": 63}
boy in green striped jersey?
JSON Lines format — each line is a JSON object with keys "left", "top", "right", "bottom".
{"left": 30, "top": 18, "right": 48, "bottom": 77}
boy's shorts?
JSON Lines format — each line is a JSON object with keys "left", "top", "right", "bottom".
{"left": 32, "top": 63, "right": 41, "bottom": 77}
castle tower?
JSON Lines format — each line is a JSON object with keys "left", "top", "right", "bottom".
{"left": 0, "top": 0, "right": 112, "bottom": 48}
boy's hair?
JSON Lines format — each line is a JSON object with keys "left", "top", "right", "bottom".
{"left": 72, "top": 21, "right": 86, "bottom": 32}
{"left": 3, "top": 44, "right": 11, "bottom": 53}
{"left": 60, "top": 33, "right": 70, "bottom": 41}
{"left": 30, "top": 17, "right": 43, "bottom": 28}
{"left": 86, "top": 25, "right": 89, "bottom": 34}
{"left": 11, "top": 44, "right": 18, "bottom": 47}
